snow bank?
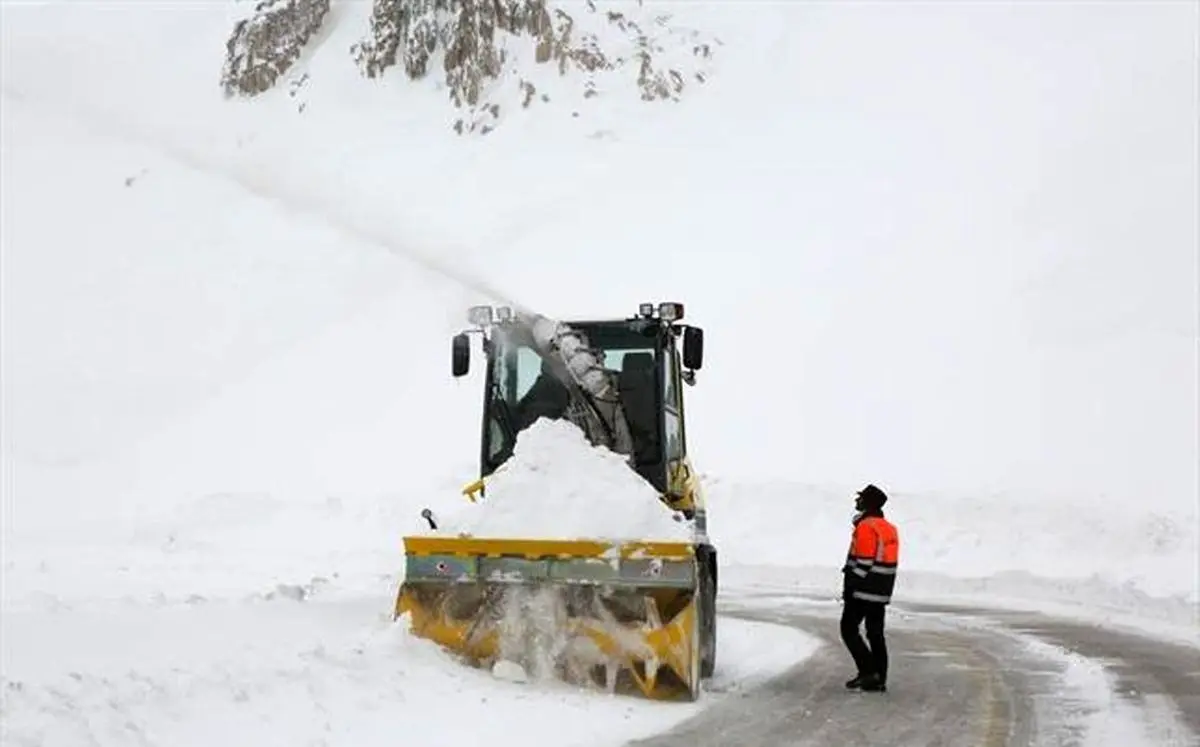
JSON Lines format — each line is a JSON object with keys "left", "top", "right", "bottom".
{"left": 436, "top": 418, "right": 692, "bottom": 542}
{"left": 704, "top": 477, "right": 1200, "bottom": 633}
{"left": 1, "top": 591, "right": 819, "bottom": 747}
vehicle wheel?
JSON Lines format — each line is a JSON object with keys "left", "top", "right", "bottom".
{"left": 699, "top": 555, "right": 717, "bottom": 679}
{"left": 688, "top": 600, "right": 703, "bottom": 701}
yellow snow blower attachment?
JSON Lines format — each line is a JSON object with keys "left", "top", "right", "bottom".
{"left": 393, "top": 303, "right": 717, "bottom": 702}
{"left": 395, "top": 536, "right": 702, "bottom": 700}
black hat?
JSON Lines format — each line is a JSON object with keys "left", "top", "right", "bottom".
{"left": 857, "top": 484, "right": 888, "bottom": 508}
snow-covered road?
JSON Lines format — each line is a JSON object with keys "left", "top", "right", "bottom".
{"left": 0, "top": 586, "right": 819, "bottom": 747}
{"left": 4, "top": 475, "right": 1196, "bottom": 747}
{"left": 5, "top": 568, "right": 1197, "bottom": 747}
{"left": 7, "top": 574, "right": 1194, "bottom": 747}
{"left": 630, "top": 591, "right": 1200, "bottom": 747}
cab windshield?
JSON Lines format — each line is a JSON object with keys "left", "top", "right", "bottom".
{"left": 482, "top": 321, "right": 662, "bottom": 476}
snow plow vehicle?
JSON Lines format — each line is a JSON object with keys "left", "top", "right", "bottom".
{"left": 394, "top": 302, "right": 718, "bottom": 701}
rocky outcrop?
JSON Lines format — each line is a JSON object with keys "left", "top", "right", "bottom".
{"left": 221, "top": 0, "right": 330, "bottom": 97}
{"left": 222, "top": 0, "right": 717, "bottom": 134}
{"left": 353, "top": 1, "right": 554, "bottom": 92}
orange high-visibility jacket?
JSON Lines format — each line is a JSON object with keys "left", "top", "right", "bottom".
{"left": 843, "top": 514, "right": 900, "bottom": 604}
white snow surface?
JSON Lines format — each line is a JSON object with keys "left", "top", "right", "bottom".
{"left": 1, "top": 0, "right": 1197, "bottom": 745}
{"left": 432, "top": 418, "right": 692, "bottom": 542}
{"left": 702, "top": 478, "right": 1199, "bottom": 607}
{"left": 2, "top": 595, "right": 818, "bottom": 747}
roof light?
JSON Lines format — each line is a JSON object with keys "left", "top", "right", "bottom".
{"left": 658, "top": 302, "right": 684, "bottom": 322}
{"left": 638, "top": 302, "right": 655, "bottom": 318}
{"left": 496, "top": 306, "right": 513, "bottom": 322}
{"left": 467, "top": 305, "right": 493, "bottom": 326}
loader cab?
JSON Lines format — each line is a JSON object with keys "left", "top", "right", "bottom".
{"left": 450, "top": 302, "right": 704, "bottom": 507}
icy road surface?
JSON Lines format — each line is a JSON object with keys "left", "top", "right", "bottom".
{"left": 629, "top": 592, "right": 1200, "bottom": 747}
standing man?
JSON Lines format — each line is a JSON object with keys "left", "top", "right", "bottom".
{"left": 841, "top": 483, "right": 900, "bottom": 692}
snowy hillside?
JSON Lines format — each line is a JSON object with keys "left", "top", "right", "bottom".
{"left": 2, "top": 0, "right": 1197, "bottom": 744}
{"left": 5, "top": 0, "right": 1194, "bottom": 509}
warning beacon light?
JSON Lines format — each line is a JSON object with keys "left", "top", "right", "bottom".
{"left": 467, "top": 305, "right": 493, "bottom": 326}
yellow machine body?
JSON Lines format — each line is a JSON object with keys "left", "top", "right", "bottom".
{"left": 395, "top": 535, "right": 702, "bottom": 700}
{"left": 393, "top": 305, "right": 716, "bottom": 702}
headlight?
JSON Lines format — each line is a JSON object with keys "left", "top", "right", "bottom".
{"left": 658, "top": 302, "right": 684, "bottom": 322}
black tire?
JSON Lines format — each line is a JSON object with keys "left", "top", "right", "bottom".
{"left": 698, "top": 546, "right": 717, "bottom": 679}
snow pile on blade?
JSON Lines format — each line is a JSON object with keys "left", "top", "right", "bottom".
{"left": 436, "top": 418, "right": 691, "bottom": 542}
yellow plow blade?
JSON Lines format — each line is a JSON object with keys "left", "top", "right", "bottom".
{"left": 394, "top": 536, "right": 702, "bottom": 701}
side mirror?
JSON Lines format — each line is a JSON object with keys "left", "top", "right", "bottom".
{"left": 682, "top": 326, "right": 704, "bottom": 370}
{"left": 452, "top": 333, "right": 470, "bottom": 377}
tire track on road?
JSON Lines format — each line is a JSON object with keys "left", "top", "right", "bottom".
{"left": 630, "top": 601, "right": 1042, "bottom": 747}
{"left": 904, "top": 600, "right": 1200, "bottom": 743}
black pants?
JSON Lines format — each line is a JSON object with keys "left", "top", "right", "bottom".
{"left": 840, "top": 598, "right": 888, "bottom": 681}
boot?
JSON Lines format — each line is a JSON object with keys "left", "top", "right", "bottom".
{"left": 858, "top": 672, "right": 887, "bottom": 692}
{"left": 844, "top": 674, "right": 868, "bottom": 689}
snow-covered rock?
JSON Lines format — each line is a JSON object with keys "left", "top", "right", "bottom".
{"left": 224, "top": 0, "right": 718, "bottom": 134}
{"left": 222, "top": 0, "right": 330, "bottom": 96}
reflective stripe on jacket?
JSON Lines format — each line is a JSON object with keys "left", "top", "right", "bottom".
{"left": 842, "top": 513, "right": 900, "bottom": 604}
